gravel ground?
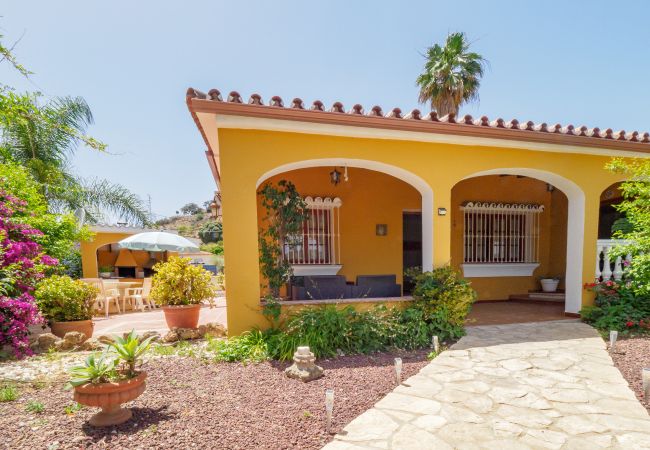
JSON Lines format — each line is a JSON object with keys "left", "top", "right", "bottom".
{"left": 0, "top": 349, "right": 430, "bottom": 450}
{"left": 611, "top": 335, "right": 650, "bottom": 413}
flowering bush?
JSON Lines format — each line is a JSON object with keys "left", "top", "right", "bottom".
{"left": 0, "top": 189, "right": 58, "bottom": 357}
{"left": 581, "top": 280, "right": 650, "bottom": 333}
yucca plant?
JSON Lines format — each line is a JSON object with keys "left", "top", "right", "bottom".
{"left": 110, "top": 330, "right": 155, "bottom": 377}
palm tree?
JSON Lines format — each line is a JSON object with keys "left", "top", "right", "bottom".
{"left": 0, "top": 95, "right": 150, "bottom": 225}
{"left": 416, "top": 32, "right": 486, "bottom": 117}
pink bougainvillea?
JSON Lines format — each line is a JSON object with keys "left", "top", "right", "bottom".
{"left": 0, "top": 189, "right": 56, "bottom": 358}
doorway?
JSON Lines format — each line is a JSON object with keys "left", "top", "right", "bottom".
{"left": 403, "top": 212, "right": 422, "bottom": 294}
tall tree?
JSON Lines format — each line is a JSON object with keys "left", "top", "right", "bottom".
{"left": 0, "top": 32, "right": 150, "bottom": 226}
{"left": 416, "top": 32, "right": 486, "bottom": 117}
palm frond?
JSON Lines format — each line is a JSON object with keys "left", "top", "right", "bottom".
{"left": 415, "top": 32, "right": 487, "bottom": 116}
{"left": 80, "top": 178, "right": 150, "bottom": 226}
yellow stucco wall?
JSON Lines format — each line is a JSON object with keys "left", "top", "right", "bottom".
{"left": 450, "top": 175, "right": 568, "bottom": 300}
{"left": 258, "top": 167, "right": 421, "bottom": 289}
{"left": 217, "top": 128, "right": 623, "bottom": 334}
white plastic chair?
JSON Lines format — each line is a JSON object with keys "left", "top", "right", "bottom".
{"left": 124, "top": 278, "right": 155, "bottom": 312}
{"left": 82, "top": 278, "right": 121, "bottom": 318}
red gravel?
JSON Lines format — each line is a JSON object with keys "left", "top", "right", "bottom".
{"left": 610, "top": 336, "right": 650, "bottom": 413}
{"left": 0, "top": 350, "right": 429, "bottom": 449}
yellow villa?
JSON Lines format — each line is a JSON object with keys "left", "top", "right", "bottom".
{"left": 186, "top": 88, "right": 641, "bottom": 334}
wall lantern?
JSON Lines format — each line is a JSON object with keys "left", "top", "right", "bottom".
{"left": 376, "top": 224, "right": 388, "bottom": 236}
{"left": 330, "top": 168, "right": 342, "bottom": 185}
{"left": 437, "top": 208, "right": 447, "bottom": 216}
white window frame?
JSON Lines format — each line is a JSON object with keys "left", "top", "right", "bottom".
{"left": 460, "top": 202, "right": 543, "bottom": 277}
{"left": 284, "top": 197, "right": 342, "bottom": 275}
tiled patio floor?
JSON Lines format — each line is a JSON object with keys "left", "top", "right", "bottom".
{"left": 467, "top": 300, "right": 570, "bottom": 326}
{"left": 92, "top": 297, "right": 227, "bottom": 336}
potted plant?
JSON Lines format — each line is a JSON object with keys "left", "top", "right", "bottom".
{"left": 69, "top": 331, "right": 153, "bottom": 426}
{"left": 35, "top": 275, "right": 99, "bottom": 340}
{"left": 98, "top": 265, "right": 114, "bottom": 279}
{"left": 539, "top": 276, "right": 561, "bottom": 292}
{"left": 150, "top": 256, "right": 216, "bottom": 329}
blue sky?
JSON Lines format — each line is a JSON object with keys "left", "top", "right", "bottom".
{"left": 2, "top": 1, "right": 649, "bottom": 219}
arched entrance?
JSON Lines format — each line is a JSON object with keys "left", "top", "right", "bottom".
{"left": 256, "top": 159, "right": 433, "bottom": 299}
{"left": 455, "top": 168, "right": 585, "bottom": 314}
{"left": 257, "top": 158, "right": 434, "bottom": 271}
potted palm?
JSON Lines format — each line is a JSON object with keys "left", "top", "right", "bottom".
{"left": 150, "top": 256, "right": 216, "bottom": 329}
{"left": 539, "top": 276, "right": 561, "bottom": 293}
{"left": 35, "top": 275, "right": 99, "bottom": 340}
{"left": 69, "top": 331, "right": 153, "bottom": 426}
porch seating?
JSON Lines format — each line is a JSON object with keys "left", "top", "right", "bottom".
{"left": 82, "top": 278, "right": 121, "bottom": 317}
{"left": 290, "top": 275, "right": 401, "bottom": 300}
{"left": 124, "top": 278, "right": 155, "bottom": 312}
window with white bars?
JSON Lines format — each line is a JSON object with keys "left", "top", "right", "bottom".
{"left": 283, "top": 197, "right": 342, "bottom": 265}
{"left": 461, "top": 202, "right": 543, "bottom": 264}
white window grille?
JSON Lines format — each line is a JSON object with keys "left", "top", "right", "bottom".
{"left": 284, "top": 196, "right": 342, "bottom": 265}
{"left": 461, "top": 202, "right": 543, "bottom": 264}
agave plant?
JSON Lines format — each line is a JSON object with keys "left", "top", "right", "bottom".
{"left": 68, "top": 353, "right": 116, "bottom": 387}
{"left": 110, "top": 330, "right": 155, "bottom": 377}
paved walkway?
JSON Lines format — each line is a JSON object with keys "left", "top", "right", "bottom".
{"left": 324, "top": 321, "right": 650, "bottom": 449}
{"left": 92, "top": 297, "right": 227, "bottom": 336}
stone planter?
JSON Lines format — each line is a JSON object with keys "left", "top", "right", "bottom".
{"left": 74, "top": 372, "right": 147, "bottom": 426}
{"left": 540, "top": 279, "right": 560, "bottom": 293}
{"left": 50, "top": 320, "right": 93, "bottom": 341}
{"left": 162, "top": 304, "right": 201, "bottom": 329}
{"left": 99, "top": 272, "right": 112, "bottom": 279}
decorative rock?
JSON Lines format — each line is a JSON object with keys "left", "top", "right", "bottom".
{"left": 141, "top": 331, "right": 161, "bottom": 342}
{"left": 35, "top": 333, "right": 61, "bottom": 351}
{"left": 97, "top": 334, "right": 115, "bottom": 345}
{"left": 284, "top": 346, "right": 323, "bottom": 382}
{"left": 64, "top": 331, "right": 87, "bottom": 346}
{"left": 199, "top": 322, "right": 227, "bottom": 338}
{"left": 80, "top": 338, "right": 103, "bottom": 351}
{"left": 177, "top": 328, "right": 202, "bottom": 340}
{"left": 162, "top": 330, "right": 180, "bottom": 343}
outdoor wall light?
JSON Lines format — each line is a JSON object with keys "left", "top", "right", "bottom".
{"left": 437, "top": 208, "right": 447, "bottom": 216}
{"left": 330, "top": 168, "right": 342, "bottom": 185}
{"left": 376, "top": 224, "right": 388, "bottom": 236}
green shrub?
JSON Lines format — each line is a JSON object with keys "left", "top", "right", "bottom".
{"left": 198, "top": 221, "right": 222, "bottom": 244}
{"left": 207, "top": 330, "right": 269, "bottom": 363}
{"left": 0, "top": 385, "right": 18, "bottom": 402}
{"left": 150, "top": 257, "right": 216, "bottom": 306}
{"left": 25, "top": 400, "right": 45, "bottom": 413}
{"left": 35, "top": 275, "right": 98, "bottom": 322}
{"left": 200, "top": 241, "right": 224, "bottom": 255}
{"left": 409, "top": 266, "right": 476, "bottom": 327}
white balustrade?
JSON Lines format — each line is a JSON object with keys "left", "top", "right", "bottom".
{"left": 596, "top": 239, "right": 631, "bottom": 281}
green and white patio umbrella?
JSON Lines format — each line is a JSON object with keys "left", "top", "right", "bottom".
{"left": 118, "top": 231, "right": 199, "bottom": 253}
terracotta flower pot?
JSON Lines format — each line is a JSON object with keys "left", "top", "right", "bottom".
{"left": 74, "top": 372, "right": 147, "bottom": 427}
{"left": 162, "top": 304, "right": 201, "bottom": 329}
{"left": 51, "top": 320, "right": 94, "bottom": 341}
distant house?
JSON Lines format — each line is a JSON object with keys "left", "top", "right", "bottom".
{"left": 187, "top": 87, "right": 638, "bottom": 334}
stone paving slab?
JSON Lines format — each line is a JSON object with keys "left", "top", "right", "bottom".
{"left": 323, "top": 320, "right": 650, "bottom": 449}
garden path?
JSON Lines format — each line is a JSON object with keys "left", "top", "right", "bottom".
{"left": 323, "top": 320, "right": 650, "bottom": 449}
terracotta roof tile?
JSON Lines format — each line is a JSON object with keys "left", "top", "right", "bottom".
{"left": 248, "top": 93, "right": 263, "bottom": 105}
{"left": 186, "top": 88, "right": 650, "bottom": 151}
